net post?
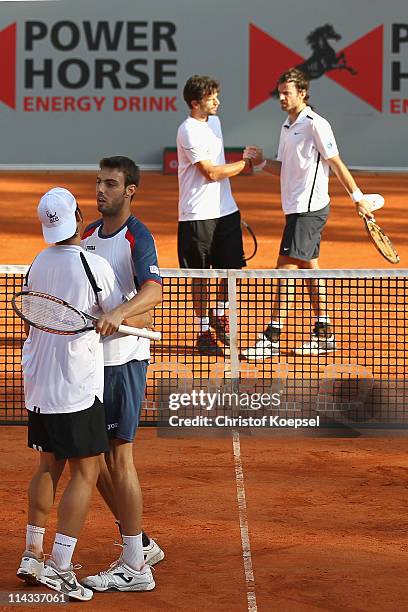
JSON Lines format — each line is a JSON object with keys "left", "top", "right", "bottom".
{"left": 227, "top": 270, "right": 240, "bottom": 381}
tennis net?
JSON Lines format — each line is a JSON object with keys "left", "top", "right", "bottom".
{"left": 1, "top": 266, "right": 407, "bottom": 429}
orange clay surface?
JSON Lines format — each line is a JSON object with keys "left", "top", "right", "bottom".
{"left": 0, "top": 171, "right": 407, "bottom": 267}
{"left": 0, "top": 171, "right": 408, "bottom": 612}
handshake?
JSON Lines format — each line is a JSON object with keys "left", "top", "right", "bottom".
{"left": 243, "top": 146, "right": 266, "bottom": 171}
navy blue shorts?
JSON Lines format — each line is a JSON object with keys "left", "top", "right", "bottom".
{"left": 103, "top": 360, "right": 148, "bottom": 442}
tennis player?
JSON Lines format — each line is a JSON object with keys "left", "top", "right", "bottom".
{"left": 17, "top": 188, "right": 126, "bottom": 601}
{"left": 243, "top": 68, "right": 374, "bottom": 360}
{"left": 177, "top": 75, "right": 253, "bottom": 356}
{"left": 80, "top": 156, "right": 163, "bottom": 592}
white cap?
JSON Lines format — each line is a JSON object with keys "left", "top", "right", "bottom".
{"left": 37, "top": 187, "right": 78, "bottom": 244}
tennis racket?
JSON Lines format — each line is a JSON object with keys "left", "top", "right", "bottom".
{"left": 11, "top": 291, "right": 162, "bottom": 340}
{"left": 358, "top": 193, "right": 399, "bottom": 264}
{"left": 241, "top": 219, "right": 258, "bottom": 262}
{"left": 363, "top": 219, "right": 400, "bottom": 264}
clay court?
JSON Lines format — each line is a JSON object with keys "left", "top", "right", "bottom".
{"left": 1, "top": 170, "right": 408, "bottom": 612}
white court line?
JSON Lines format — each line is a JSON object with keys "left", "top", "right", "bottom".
{"left": 232, "top": 431, "right": 258, "bottom": 612}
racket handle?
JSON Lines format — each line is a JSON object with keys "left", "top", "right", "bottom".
{"left": 117, "top": 324, "right": 161, "bottom": 341}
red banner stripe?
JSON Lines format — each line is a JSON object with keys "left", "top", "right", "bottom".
{"left": 327, "top": 26, "right": 383, "bottom": 111}
{"left": 249, "top": 24, "right": 304, "bottom": 110}
{"left": 0, "top": 23, "right": 16, "bottom": 109}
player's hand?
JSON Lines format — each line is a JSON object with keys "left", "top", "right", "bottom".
{"left": 95, "top": 308, "right": 124, "bottom": 336}
{"left": 243, "top": 145, "right": 264, "bottom": 166}
{"left": 356, "top": 199, "right": 375, "bottom": 220}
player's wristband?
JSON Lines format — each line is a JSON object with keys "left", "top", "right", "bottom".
{"left": 253, "top": 160, "right": 267, "bottom": 172}
{"left": 350, "top": 188, "right": 364, "bottom": 203}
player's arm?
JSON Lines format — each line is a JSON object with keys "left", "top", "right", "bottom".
{"left": 96, "top": 280, "right": 161, "bottom": 336}
{"left": 96, "top": 279, "right": 161, "bottom": 336}
{"left": 96, "top": 283, "right": 160, "bottom": 336}
{"left": 243, "top": 146, "right": 281, "bottom": 176}
{"left": 125, "top": 311, "right": 153, "bottom": 329}
{"left": 327, "top": 155, "right": 374, "bottom": 219}
{"left": 109, "top": 281, "right": 162, "bottom": 321}
{"left": 195, "top": 157, "right": 252, "bottom": 181}
{"left": 96, "top": 225, "right": 162, "bottom": 335}
{"left": 179, "top": 123, "right": 252, "bottom": 181}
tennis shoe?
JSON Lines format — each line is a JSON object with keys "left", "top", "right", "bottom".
{"left": 196, "top": 330, "right": 223, "bottom": 356}
{"left": 39, "top": 559, "right": 93, "bottom": 601}
{"left": 209, "top": 311, "right": 230, "bottom": 346}
{"left": 116, "top": 525, "right": 164, "bottom": 566}
{"left": 17, "top": 551, "right": 45, "bottom": 585}
{"left": 241, "top": 337, "right": 279, "bottom": 361}
{"left": 143, "top": 538, "right": 165, "bottom": 566}
{"left": 81, "top": 559, "right": 155, "bottom": 592}
{"left": 295, "top": 334, "right": 336, "bottom": 356}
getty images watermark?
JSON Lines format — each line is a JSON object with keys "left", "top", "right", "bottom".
{"left": 164, "top": 389, "right": 320, "bottom": 430}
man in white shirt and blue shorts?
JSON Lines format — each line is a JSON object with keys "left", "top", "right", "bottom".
{"left": 81, "top": 156, "right": 163, "bottom": 593}
{"left": 177, "top": 75, "right": 254, "bottom": 356}
{"left": 243, "top": 68, "right": 374, "bottom": 360}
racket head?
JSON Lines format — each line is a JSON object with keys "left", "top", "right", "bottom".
{"left": 241, "top": 219, "right": 258, "bottom": 262}
{"left": 11, "top": 291, "right": 91, "bottom": 335}
{"left": 363, "top": 218, "right": 400, "bottom": 264}
{"left": 365, "top": 193, "right": 384, "bottom": 213}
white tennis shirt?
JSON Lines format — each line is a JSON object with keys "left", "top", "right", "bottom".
{"left": 277, "top": 106, "right": 339, "bottom": 214}
{"left": 177, "top": 115, "right": 238, "bottom": 221}
{"left": 22, "top": 245, "right": 122, "bottom": 414}
{"left": 81, "top": 215, "right": 161, "bottom": 366}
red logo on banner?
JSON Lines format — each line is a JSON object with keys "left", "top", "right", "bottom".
{"left": 0, "top": 23, "right": 16, "bottom": 109}
{"left": 249, "top": 23, "right": 383, "bottom": 111}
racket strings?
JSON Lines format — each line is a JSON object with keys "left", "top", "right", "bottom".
{"left": 370, "top": 223, "right": 393, "bottom": 255}
{"left": 366, "top": 221, "right": 399, "bottom": 264}
{"left": 16, "top": 294, "right": 86, "bottom": 332}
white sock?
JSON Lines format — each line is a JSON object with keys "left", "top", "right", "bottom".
{"left": 269, "top": 320, "right": 283, "bottom": 329}
{"left": 122, "top": 533, "right": 144, "bottom": 571}
{"left": 215, "top": 301, "right": 228, "bottom": 317}
{"left": 26, "top": 524, "right": 45, "bottom": 556}
{"left": 51, "top": 533, "right": 77, "bottom": 570}
{"left": 316, "top": 316, "right": 330, "bottom": 324}
{"left": 197, "top": 316, "right": 210, "bottom": 332}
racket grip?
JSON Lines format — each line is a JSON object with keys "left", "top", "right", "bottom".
{"left": 117, "top": 324, "right": 161, "bottom": 341}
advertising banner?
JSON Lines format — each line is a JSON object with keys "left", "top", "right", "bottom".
{"left": 0, "top": 0, "right": 407, "bottom": 167}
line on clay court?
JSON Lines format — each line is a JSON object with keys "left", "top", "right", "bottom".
{"left": 232, "top": 431, "right": 257, "bottom": 612}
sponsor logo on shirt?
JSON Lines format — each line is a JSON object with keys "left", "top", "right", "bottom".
{"left": 85, "top": 245, "right": 96, "bottom": 250}
{"left": 149, "top": 265, "right": 160, "bottom": 275}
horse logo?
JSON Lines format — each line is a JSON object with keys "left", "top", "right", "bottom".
{"left": 271, "top": 24, "right": 357, "bottom": 96}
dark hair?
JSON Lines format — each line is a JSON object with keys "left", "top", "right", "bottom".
{"left": 277, "top": 68, "right": 310, "bottom": 102}
{"left": 183, "top": 75, "right": 220, "bottom": 109}
{"left": 99, "top": 156, "right": 140, "bottom": 188}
